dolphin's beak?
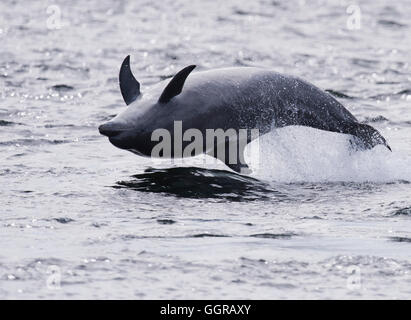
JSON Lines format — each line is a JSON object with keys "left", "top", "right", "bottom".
{"left": 99, "top": 123, "right": 121, "bottom": 137}
{"left": 98, "top": 118, "right": 134, "bottom": 138}
{"left": 98, "top": 122, "right": 131, "bottom": 138}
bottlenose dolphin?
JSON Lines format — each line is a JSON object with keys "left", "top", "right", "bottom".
{"left": 99, "top": 55, "right": 390, "bottom": 173}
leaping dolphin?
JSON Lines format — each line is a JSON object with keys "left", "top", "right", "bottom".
{"left": 99, "top": 55, "right": 390, "bottom": 173}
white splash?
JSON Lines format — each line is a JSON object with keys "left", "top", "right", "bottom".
{"left": 246, "top": 126, "right": 411, "bottom": 183}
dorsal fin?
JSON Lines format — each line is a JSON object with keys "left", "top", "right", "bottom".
{"left": 119, "top": 55, "right": 140, "bottom": 105}
{"left": 158, "top": 65, "right": 196, "bottom": 103}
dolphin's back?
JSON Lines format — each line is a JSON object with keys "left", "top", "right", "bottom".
{"left": 173, "top": 67, "right": 358, "bottom": 135}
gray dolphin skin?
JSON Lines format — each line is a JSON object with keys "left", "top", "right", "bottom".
{"left": 99, "top": 55, "right": 391, "bottom": 173}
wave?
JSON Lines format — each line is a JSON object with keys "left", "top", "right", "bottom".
{"left": 0, "top": 138, "right": 68, "bottom": 146}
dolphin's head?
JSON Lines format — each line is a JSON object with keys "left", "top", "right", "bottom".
{"left": 98, "top": 95, "right": 159, "bottom": 156}
{"left": 98, "top": 55, "right": 196, "bottom": 157}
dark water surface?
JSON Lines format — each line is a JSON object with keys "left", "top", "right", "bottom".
{"left": 1, "top": 0, "right": 411, "bottom": 298}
